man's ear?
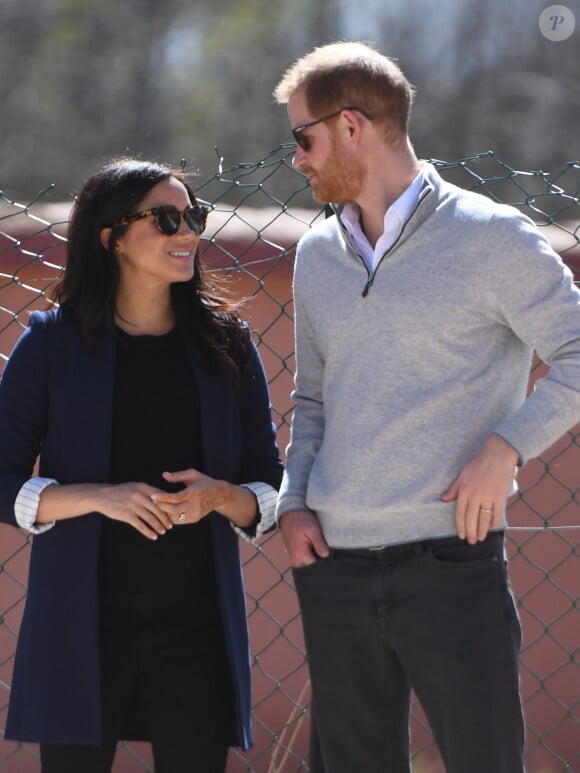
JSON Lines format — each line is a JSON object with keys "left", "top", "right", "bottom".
{"left": 100, "top": 227, "right": 113, "bottom": 251}
{"left": 341, "top": 108, "right": 364, "bottom": 143}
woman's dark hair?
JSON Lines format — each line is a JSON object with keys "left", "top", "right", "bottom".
{"left": 54, "top": 158, "right": 247, "bottom": 380}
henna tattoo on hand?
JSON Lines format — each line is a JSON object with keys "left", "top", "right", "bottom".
{"left": 198, "top": 483, "right": 236, "bottom": 514}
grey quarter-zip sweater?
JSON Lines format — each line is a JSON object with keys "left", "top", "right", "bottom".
{"left": 276, "top": 163, "right": 580, "bottom": 548}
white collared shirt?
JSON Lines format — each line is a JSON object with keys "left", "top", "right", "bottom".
{"left": 341, "top": 166, "right": 425, "bottom": 272}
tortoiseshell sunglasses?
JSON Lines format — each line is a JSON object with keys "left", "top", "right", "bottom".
{"left": 111, "top": 204, "right": 208, "bottom": 236}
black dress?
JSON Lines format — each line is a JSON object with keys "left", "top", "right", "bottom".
{"left": 75, "top": 327, "right": 236, "bottom": 769}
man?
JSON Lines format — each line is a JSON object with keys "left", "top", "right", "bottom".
{"left": 274, "top": 41, "right": 580, "bottom": 773}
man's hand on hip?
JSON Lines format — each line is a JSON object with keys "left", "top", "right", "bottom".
{"left": 441, "top": 434, "right": 519, "bottom": 544}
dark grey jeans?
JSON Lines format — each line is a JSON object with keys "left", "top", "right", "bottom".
{"left": 293, "top": 531, "right": 524, "bottom": 773}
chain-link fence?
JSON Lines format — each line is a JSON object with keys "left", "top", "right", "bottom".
{"left": 0, "top": 147, "right": 579, "bottom": 772}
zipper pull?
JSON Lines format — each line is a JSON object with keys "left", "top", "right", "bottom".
{"left": 362, "top": 276, "right": 374, "bottom": 297}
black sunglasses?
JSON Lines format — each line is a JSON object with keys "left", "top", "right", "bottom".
{"left": 111, "top": 204, "right": 209, "bottom": 236}
{"left": 292, "top": 106, "right": 375, "bottom": 151}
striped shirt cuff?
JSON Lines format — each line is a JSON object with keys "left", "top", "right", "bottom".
{"left": 14, "top": 477, "right": 58, "bottom": 534}
{"left": 234, "top": 482, "right": 279, "bottom": 542}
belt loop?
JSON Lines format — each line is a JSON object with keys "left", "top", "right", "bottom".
{"left": 415, "top": 539, "right": 427, "bottom": 555}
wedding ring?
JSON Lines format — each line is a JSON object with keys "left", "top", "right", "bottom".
{"left": 479, "top": 506, "right": 493, "bottom": 513}
{"left": 179, "top": 513, "right": 186, "bottom": 522}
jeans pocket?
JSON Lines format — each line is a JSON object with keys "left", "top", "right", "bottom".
{"left": 427, "top": 533, "right": 502, "bottom": 567}
{"left": 291, "top": 558, "right": 325, "bottom": 575}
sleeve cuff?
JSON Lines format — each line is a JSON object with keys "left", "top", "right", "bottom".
{"left": 14, "top": 477, "right": 58, "bottom": 534}
{"left": 232, "top": 482, "right": 279, "bottom": 543}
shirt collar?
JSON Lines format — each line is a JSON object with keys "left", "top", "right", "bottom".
{"left": 341, "top": 165, "right": 426, "bottom": 234}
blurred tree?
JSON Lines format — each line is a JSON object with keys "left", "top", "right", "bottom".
{"left": 396, "top": 0, "right": 580, "bottom": 175}
{"left": 186, "top": 0, "right": 342, "bottom": 185}
{"left": 0, "top": 0, "right": 343, "bottom": 199}
{"left": 0, "top": 0, "right": 205, "bottom": 198}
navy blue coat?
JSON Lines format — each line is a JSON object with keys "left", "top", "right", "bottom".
{"left": 0, "top": 308, "right": 283, "bottom": 749}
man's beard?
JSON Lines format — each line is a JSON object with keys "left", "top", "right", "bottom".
{"left": 307, "top": 138, "right": 366, "bottom": 205}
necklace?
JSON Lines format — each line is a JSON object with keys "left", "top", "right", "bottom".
{"left": 114, "top": 309, "right": 138, "bottom": 327}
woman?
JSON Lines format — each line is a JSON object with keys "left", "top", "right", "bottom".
{"left": 0, "top": 159, "right": 283, "bottom": 772}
